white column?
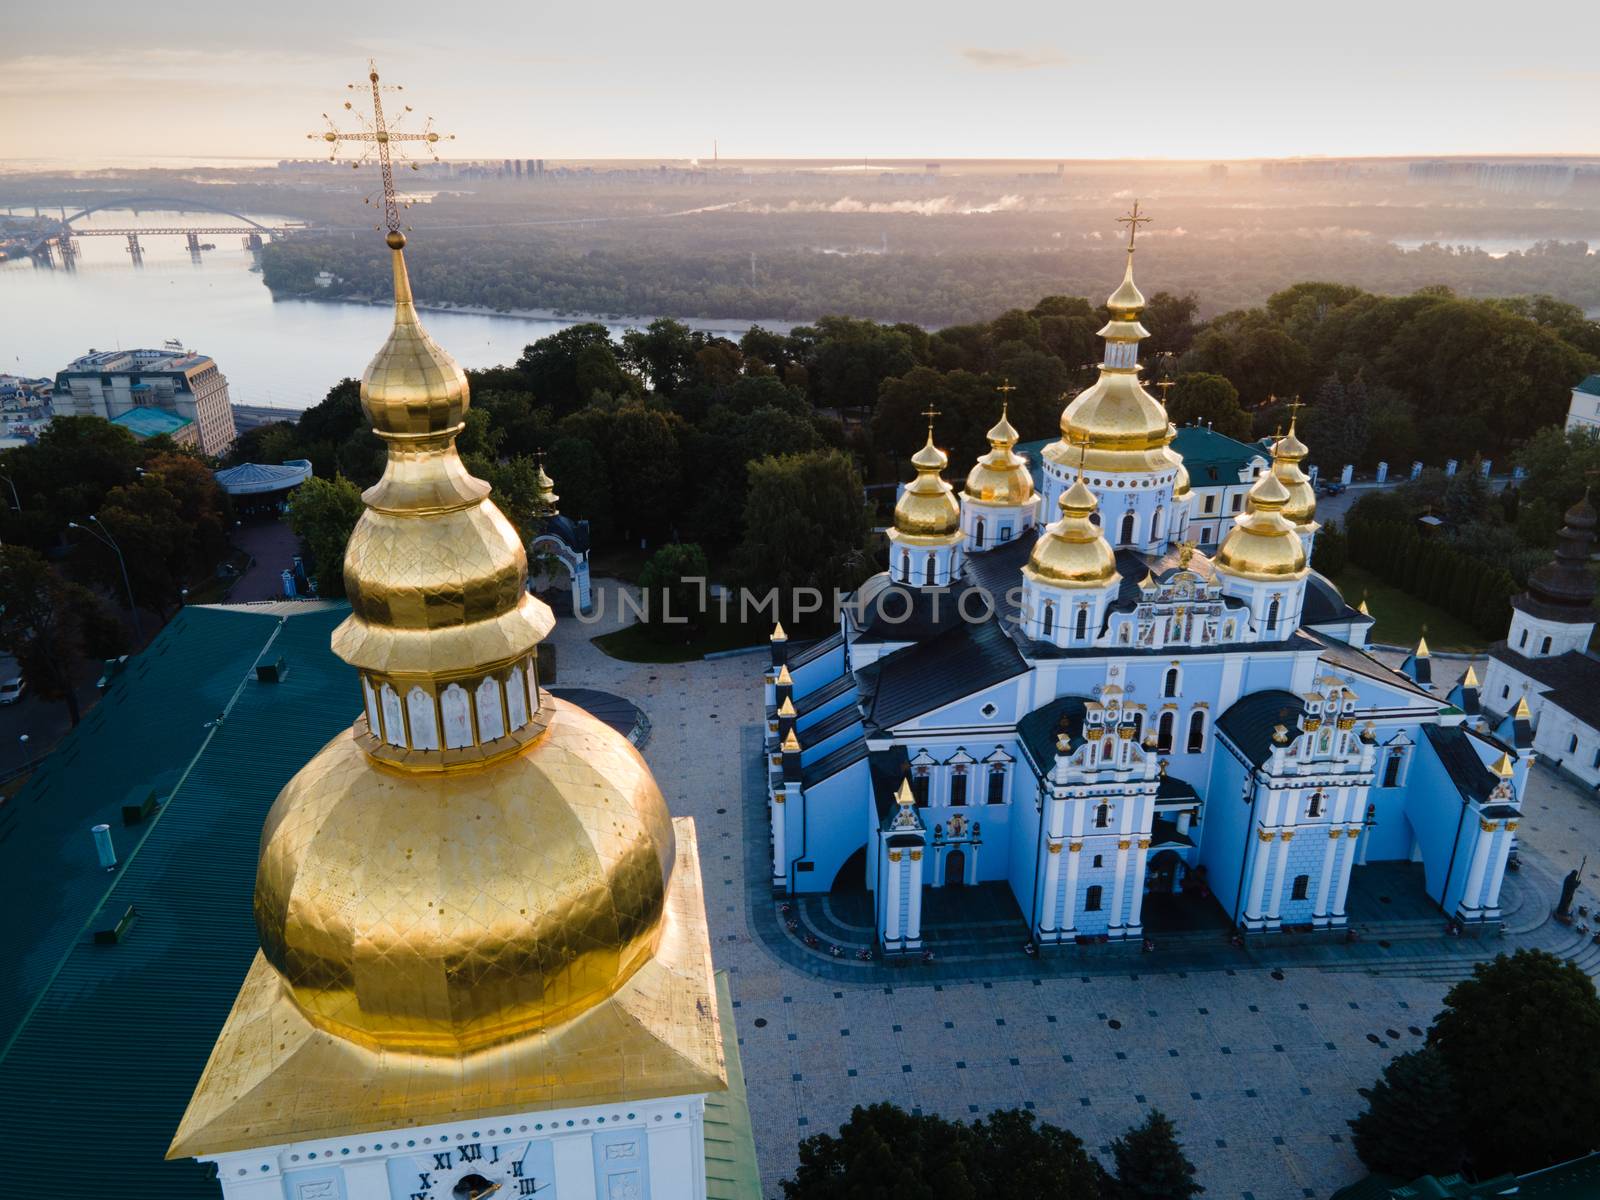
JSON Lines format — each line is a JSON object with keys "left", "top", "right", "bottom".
{"left": 1266, "top": 832, "right": 1294, "bottom": 922}
{"left": 884, "top": 850, "right": 903, "bottom": 942}
{"left": 1332, "top": 829, "right": 1358, "bottom": 917}
{"left": 1460, "top": 819, "right": 1496, "bottom": 915}
{"left": 1040, "top": 842, "right": 1063, "bottom": 933}
{"left": 906, "top": 849, "right": 925, "bottom": 943}
{"left": 1482, "top": 825, "right": 1514, "bottom": 915}
{"left": 1127, "top": 838, "right": 1152, "bottom": 931}
{"left": 553, "top": 1134, "right": 598, "bottom": 1200}
{"left": 1313, "top": 828, "right": 1340, "bottom": 921}
{"left": 771, "top": 791, "right": 787, "bottom": 886}
{"left": 1061, "top": 843, "right": 1083, "bottom": 934}
{"left": 1109, "top": 840, "right": 1131, "bottom": 932}
{"left": 1176, "top": 808, "right": 1193, "bottom": 835}
{"left": 1245, "top": 832, "right": 1273, "bottom": 923}
{"left": 647, "top": 1120, "right": 697, "bottom": 1199}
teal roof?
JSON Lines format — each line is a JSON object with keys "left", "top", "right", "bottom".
{"left": 1170, "top": 425, "right": 1262, "bottom": 481}
{"left": 0, "top": 603, "right": 356, "bottom": 1198}
{"left": 1330, "top": 1152, "right": 1600, "bottom": 1199}
{"left": 111, "top": 407, "right": 195, "bottom": 439}
{"left": 1575, "top": 374, "right": 1600, "bottom": 397}
{"left": 705, "top": 973, "right": 762, "bottom": 1199}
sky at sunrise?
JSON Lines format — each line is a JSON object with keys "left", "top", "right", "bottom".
{"left": 4, "top": 0, "right": 1598, "bottom": 164}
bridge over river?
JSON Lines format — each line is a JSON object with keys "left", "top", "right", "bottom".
{"left": 24, "top": 197, "right": 312, "bottom": 265}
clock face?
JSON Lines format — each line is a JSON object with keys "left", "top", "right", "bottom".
{"left": 388, "top": 1139, "right": 555, "bottom": 1199}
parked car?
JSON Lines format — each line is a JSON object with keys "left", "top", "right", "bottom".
{"left": 0, "top": 676, "right": 25, "bottom": 705}
{"left": 1318, "top": 481, "right": 1346, "bottom": 496}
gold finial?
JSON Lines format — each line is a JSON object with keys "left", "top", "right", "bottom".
{"left": 1117, "top": 199, "right": 1151, "bottom": 253}
{"left": 1177, "top": 539, "right": 1196, "bottom": 567}
{"left": 777, "top": 696, "right": 797, "bottom": 718}
{"left": 1513, "top": 695, "right": 1532, "bottom": 719}
{"left": 1156, "top": 378, "right": 1174, "bottom": 406}
{"left": 770, "top": 621, "right": 788, "bottom": 642}
{"left": 921, "top": 404, "right": 941, "bottom": 442}
{"left": 1415, "top": 633, "right": 1431, "bottom": 658}
{"left": 1072, "top": 430, "right": 1091, "bottom": 482}
{"left": 1285, "top": 396, "right": 1305, "bottom": 432}
{"left": 896, "top": 778, "right": 915, "bottom": 807}
{"left": 781, "top": 728, "right": 801, "bottom": 753}
{"left": 1462, "top": 665, "right": 1480, "bottom": 688}
{"left": 995, "top": 379, "right": 1016, "bottom": 407}
{"left": 309, "top": 60, "right": 454, "bottom": 244}
{"left": 1491, "top": 752, "right": 1514, "bottom": 779}
{"left": 776, "top": 663, "right": 793, "bottom": 685}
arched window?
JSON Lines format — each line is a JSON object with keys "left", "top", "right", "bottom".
{"left": 1129, "top": 712, "right": 1144, "bottom": 741}
{"left": 1307, "top": 791, "right": 1323, "bottom": 818}
{"left": 1042, "top": 603, "right": 1055, "bottom": 638}
{"left": 1569, "top": 734, "right": 1579, "bottom": 754}
{"left": 1290, "top": 874, "right": 1310, "bottom": 901}
{"left": 1157, "top": 711, "right": 1175, "bottom": 753}
{"left": 1075, "top": 607, "right": 1089, "bottom": 640}
{"left": 1085, "top": 885, "right": 1103, "bottom": 912}
{"left": 1266, "top": 599, "right": 1280, "bottom": 634}
{"left": 1518, "top": 628, "right": 1529, "bottom": 649}
{"left": 1120, "top": 511, "right": 1137, "bottom": 544}
{"left": 406, "top": 686, "right": 440, "bottom": 751}
{"left": 440, "top": 683, "right": 473, "bottom": 749}
{"left": 1094, "top": 803, "right": 1110, "bottom": 829}
{"left": 1092, "top": 854, "right": 1104, "bottom": 868}
{"left": 974, "top": 518, "right": 986, "bottom": 549}
{"left": 1541, "top": 636, "right": 1552, "bottom": 655}
{"left": 1187, "top": 710, "right": 1206, "bottom": 754}
{"left": 1163, "top": 668, "right": 1179, "bottom": 698}
{"left": 924, "top": 555, "right": 936, "bottom": 586}
{"left": 987, "top": 766, "right": 1007, "bottom": 804}
{"left": 899, "top": 551, "right": 911, "bottom": 583}
{"left": 1151, "top": 506, "right": 1165, "bottom": 541}
{"left": 949, "top": 767, "right": 968, "bottom": 807}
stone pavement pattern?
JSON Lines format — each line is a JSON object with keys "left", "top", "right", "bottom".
{"left": 545, "top": 589, "right": 1600, "bottom": 1200}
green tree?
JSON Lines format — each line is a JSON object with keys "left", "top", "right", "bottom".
{"left": 781, "top": 1103, "right": 1110, "bottom": 1200}
{"left": 1109, "top": 1109, "right": 1203, "bottom": 1200}
{"left": 514, "top": 323, "right": 636, "bottom": 418}
{"left": 1167, "top": 373, "right": 1251, "bottom": 441}
{"left": 738, "top": 450, "right": 871, "bottom": 616}
{"left": 1311, "top": 521, "right": 1348, "bottom": 576}
{"left": 1348, "top": 1046, "right": 1465, "bottom": 1180}
{"left": 636, "top": 542, "right": 709, "bottom": 642}
{"left": 0, "top": 546, "right": 125, "bottom": 726}
{"left": 1429, "top": 950, "right": 1600, "bottom": 1175}
{"left": 286, "top": 475, "right": 365, "bottom": 598}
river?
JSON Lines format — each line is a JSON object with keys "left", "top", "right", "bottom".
{"left": 0, "top": 206, "right": 764, "bottom": 412}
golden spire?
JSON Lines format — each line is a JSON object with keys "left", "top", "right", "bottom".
{"left": 1215, "top": 467, "right": 1308, "bottom": 581}
{"left": 1358, "top": 598, "right": 1370, "bottom": 615}
{"left": 964, "top": 383, "right": 1034, "bottom": 506}
{"left": 1414, "top": 635, "right": 1431, "bottom": 659}
{"left": 777, "top": 696, "right": 797, "bottom": 718}
{"left": 1513, "top": 695, "right": 1532, "bottom": 719}
{"left": 1462, "top": 665, "right": 1480, "bottom": 688}
{"left": 1271, "top": 398, "right": 1316, "bottom": 527}
{"left": 893, "top": 406, "right": 961, "bottom": 539}
{"left": 1108, "top": 199, "right": 1150, "bottom": 314}
{"left": 782, "top": 727, "right": 801, "bottom": 753}
{"left": 1490, "top": 752, "right": 1515, "bottom": 779}
{"left": 776, "top": 662, "right": 793, "bottom": 685}
{"left": 771, "top": 621, "right": 788, "bottom": 642}
{"left": 534, "top": 450, "right": 559, "bottom": 513}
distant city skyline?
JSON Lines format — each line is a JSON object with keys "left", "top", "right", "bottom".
{"left": 4, "top": 0, "right": 1598, "bottom": 164}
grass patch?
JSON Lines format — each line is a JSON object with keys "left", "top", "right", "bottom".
{"left": 1328, "top": 564, "right": 1487, "bottom": 652}
{"left": 592, "top": 617, "right": 769, "bottom": 663}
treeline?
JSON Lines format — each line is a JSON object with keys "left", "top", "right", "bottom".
{"left": 1345, "top": 515, "right": 1516, "bottom": 637}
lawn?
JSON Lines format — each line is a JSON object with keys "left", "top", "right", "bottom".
{"left": 1327, "top": 564, "right": 1487, "bottom": 652}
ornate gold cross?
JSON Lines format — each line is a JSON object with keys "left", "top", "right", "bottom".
{"left": 1117, "top": 200, "right": 1151, "bottom": 251}
{"left": 921, "top": 404, "right": 941, "bottom": 439}
{"left": 310, "top": 60, "right": 454, "bottom": 243}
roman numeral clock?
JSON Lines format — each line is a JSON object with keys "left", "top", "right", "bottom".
{"left": 387, "top": 1139, "right": 554, "bottom": 1199}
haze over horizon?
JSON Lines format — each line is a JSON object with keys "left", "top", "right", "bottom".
{"left": 5, "top": 0, "right": 1598, "bottom": 166}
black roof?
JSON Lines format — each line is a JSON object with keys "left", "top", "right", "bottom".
{"left": 851, "top": 576, "right": 986, "bottom": 644}
{"left": 1487, "top": 642, "right": 1600, "bottom": 729}
{"left": 1216, "top": 689, "right": 1306, "bottom": 766}
{"left": 789, "top": 628, "right": 845, "bottom": 670}
{"left": 798, "top": 702, "right": 861, "bottom": 750}
{"left": 801, "top": 734, "right": 870, "bottom": 789}
{"left": 1421, "top": 724, "right": 1503, "bottom": 804}
{"left": 1305, "top": 630, "right": 1437, "bottom": 701}
{"left": 1303, "top": 572, "right": 1372, "bottom": 628}
{"left": 869, "top": 746, "right": 911, "bottom": 821}
{"left": 540, "top": 513, "right": 591, "bottom": 553}
{"left": 1156, "top": 774, "right": 1200, "bottom": 803}
{"left": 962, "top": 531, "right": 1037, "bottom": 624}
{"left": 865, "top": 618, "right": 1029, "bottom": 730}
{"left": 794, "top": 670, "right": 855, "bottom": 718}
{"left": 1017, "top": 696, "right": 1091, "bottom": 772}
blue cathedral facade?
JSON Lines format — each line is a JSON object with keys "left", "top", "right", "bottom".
{"left": 760, "top": 233, "right": 1529, "bottom": 954}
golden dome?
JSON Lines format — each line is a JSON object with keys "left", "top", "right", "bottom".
{"left": 893, "top": 428, "right": 961, "bottom": 540}
{"left": 1214, "top": 470, "right": 1308, "bottom": 581}
{"left": 1106, "top": 251, "right": 1146, "bottom": 316}
{"left": 361, "top": 249, "right": 470, "bottom": 437}
{"left": 1271, "top": 416, "right": 1317, "bottom": 526}
{"left": 1026, "top": 476, "right": 1117, "bottom": 587}
{"left": 1173, "top": 461, "right": 1192, "bottom": 498}
{"left": 536, "top": 461, "right": 559, "bottom": 512}
{"left": 964, "top": 403, "right": 1036, "bottom": 506}
{"left": 255, "top": 240, "right": 681, "bottom": 1056}
{"left": 255, "top": 702, "right": 672, "bottom": 1052}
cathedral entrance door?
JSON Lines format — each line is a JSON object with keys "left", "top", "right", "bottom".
{"left": 945, "top": 848, "right": 967, "bottom": 887}
{"left": 1146, "top": 850, "right": 1181, "bottom": 895}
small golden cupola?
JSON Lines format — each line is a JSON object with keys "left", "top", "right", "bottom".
{"left": 171, "top": 229, "right": 724, "bottom": 1158}
{"left": 1272, "top": 408, "right": 1318, "bottom": 530}
{"left": 1215, "top": 468, "right": 1308, "bottom": 581}
{"left": 1026, "top": 472, "right": 1117, "bottom": 588}
{"left": 889, "top": 410, "right": 964, "bottom": 587}
{"left": 964, "top": 401, "right": 1034, "bottom": 506}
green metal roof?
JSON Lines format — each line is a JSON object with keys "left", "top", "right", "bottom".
{"left": 0, "top": 604, "right": 356, "bottom": 1198}
{"left": 1574, "top": 374, "right": 1600, "bottom": 397}
{"left": 705, "top": 972, "right": 762, "bottom": 1200}
{"left": 1330, "top": 1152, "right": 1600, "bottom": 1199}
{"left": 111, "top": 407, "right": 195, "bottom": 438}
{"left": 1170, "top": 425, "right": 1263, "bottom": 481}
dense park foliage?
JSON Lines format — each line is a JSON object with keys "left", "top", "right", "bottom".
{"left": 1349, "top": 950, "right": 1600, "bottom": 1180}
{"left": 780, "top": 1102, "right": 1199, "bottom": 1199}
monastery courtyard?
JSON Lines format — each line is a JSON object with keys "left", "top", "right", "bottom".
{"left": 550, "top": 583, "right": 1600, "bottom": 1200}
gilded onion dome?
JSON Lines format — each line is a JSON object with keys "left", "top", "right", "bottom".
{"left": 1173, "top": 461, "right": 1192, "bottom": 499}
{"left": 1271, "top": 415, "right": 1317, "bottom": 527}
{"left": 535, "top": 459, "right": 559, "bottom": 512}
{"left": 893, "top": 424, "right": 962, "bottom": 540}
{"left": 964, "top": 403, "right": 1035, "bottom": 506}
{"left": 1026, "top": 474, "right": 1117, "bottom": 587}
{"left": 1214, "top": 469, "right": 1308, "bottom": 581}
{"left": 252, "top": 239, "right": 679, "bottom": 1055}
{"left": 1045, "top": 213, "right": 1180, "bottom": 476}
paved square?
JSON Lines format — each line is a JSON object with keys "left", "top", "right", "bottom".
{"left": 550, "top": 596, "right": 1600, "bottom": 1199}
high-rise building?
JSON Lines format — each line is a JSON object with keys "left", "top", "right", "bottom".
{"left": 53, "top": 346, "right": 237, "bottom": 455}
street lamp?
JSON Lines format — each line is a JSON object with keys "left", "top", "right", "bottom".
{"left": 69, "top": 517, "right": 143, "bottom": 644}
{"left": 18, "top": 734, "right": 31, "bottom": 771}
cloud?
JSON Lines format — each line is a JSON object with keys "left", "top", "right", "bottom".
{"left": 1495, "top": 66, "right": 1600, "bottom": 83}
{"left": 959, "top": 47, "right": 1069, "bottom": 71}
